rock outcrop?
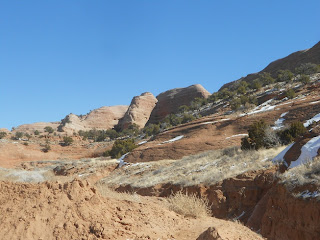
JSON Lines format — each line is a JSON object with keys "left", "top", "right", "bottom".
{"left": 13, "top": 122, "right": 60, "bottom": 134}
{"left": 220, "top": 41, "right": 320, "bottom": 91}
{"left": 59, "top": 105, "right": 128, "bottom": 134}
{"left": 117, "top": 92, "right": 158, "bottom": 130}
{"left": 148, "top": 84, "right": 211, "bottom": 124}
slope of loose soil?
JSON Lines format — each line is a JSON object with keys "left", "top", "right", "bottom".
{"left": 0, "top": 179, "right": 264, "bottom": 240}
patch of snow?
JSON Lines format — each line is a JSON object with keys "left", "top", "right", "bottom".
{"left": 225, "top": 134, "right": 248, "bottom": 139}
{"left": 234, "top": 211, "right": 245, "bottom": 220}
{"left": 138, "top": 140, "right": 147, "bottom": 145}
{"left": 289, "top": 135, "right": 320, "bottom": 168}
{"left": 161, "top": 135, "right": 184, "bottom": 144}
{"left": 201, "top": 118, "right": 230, "bottom": 125}
{"left": 272, "top": 112, "right": 288, "bottom": 130}
{"left": 240, "top": 99, "right": 276, "bottom": 116}
{"left": 272, "top": 143, "right": 294, "bottom": 165}
{"left": 300, "top": 190, "right": 320, "bottom": 199}
{"left": 304, "top": 113, "right": 320, "bottom": 127}
{"left": 310, "top": 100, "right": 320, "bottom": 105}
{"left": 261, "top": 158, "right": 269, "bottom": 162}
{"left": 118, "top": 153, "right": 129, "bottom": 168}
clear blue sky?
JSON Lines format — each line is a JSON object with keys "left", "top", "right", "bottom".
{"left": 1, "top": 1, "right": 319, "bottom": 130}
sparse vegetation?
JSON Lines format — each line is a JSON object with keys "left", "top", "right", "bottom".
{"left": 96, "top": 183, "right": 140, "bottom": 202}
{"left": 281, "top": 156, "right": 320, "bottom": 190}
{"left": 104, "top": 139, "right": 137, "bottom": 158}
{"left": 285, "top": 89, "right": 296, "bottom": 99}
{"left": 278, "top": 121, "right": 307, "bottom": 145}
{"left": 44, "top": 126, "right": 54, "bottom": 134}
{"left": 12, "top": 132, "right": 23, "bottom": 140}
{"left": 167, "top": 191, "right": 211, "bottom": 218}
{"left": 34, "top": 130, "right": 40, "bottom": 135}
{"left": 42, "top": 140, "right": 51, "bottom": 152}
{"left": 0, "top": 132, "right": 7, "bottom": 139}
{"left": 298, "top": 74, "right": 310, "bottom": 84}
{"left": 62, "top": 136, "right": 73, "bottom": 146}
{"left": 277, "top": 69, "right": 294, "bottom": 82}
{"left": 295, "top": 62, "right": 320, "bottom": 75}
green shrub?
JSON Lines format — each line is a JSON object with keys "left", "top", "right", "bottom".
{"left": 277, "top": 69, "right": 294, "bottom": 82}
{"left": 278, "top": 121, "right": 306, "bottom": 144}
{"left": 44, "top": 126, "right": 54, "bottom": 134}
{"left": 34, "top": 130, "right": 40, "bottom": 135}
{"left": 251, "top": 79, "right": 262, "bottom": 90}
{"left": 12, "top": 132, "right": 24, "bottom": 140}
{"left": 0, "top": 132, "right": 7, "bottom": 139}
{"left": 241, "top": 120, "right": 279, "bottom": 150}
{"left": 178, "top": 105, "right": 190, "bottom": 113}
{"left": 285, "top": 89, "right": 296, "bottom": 99}
{"left": 259, "top": 72, "right": 275, "bottom": 85}
{"left": 295, "top": 63, "right": 320, "bottom": 75}
{"left": 237, "top": 85, "right": 247, "bottom": 95}
{"left": 230, "top": 98, "right": 241, "bottom": 111}
{"left": 299, "top": 74, "right": 310, "bottom": 84}
{"left": 62, "top": 136, "right": 73, "bottom": 146}
{"left": 106, "top": 139, "right": 137, "bottom": 159}
{"left": 181, "top": 113, "right": 196, "bottom": 124}
{"left": 42, "top": 140, "right": 51, "bottom": 152}
{"left": 207, "top": 93, "right": 218, "bottom": 103}
{"left": 143, "top": 124, "right": 161, "bottom": 137}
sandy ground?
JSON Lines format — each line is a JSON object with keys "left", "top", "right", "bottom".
{"left": 0, "top": 179, "right": 264, "bottom": 240}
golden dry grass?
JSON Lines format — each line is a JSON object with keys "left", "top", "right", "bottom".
{"left": 280, "top": 156, "right": 320, "bottom": 188}
{"left": 100, "top": 146, "right": 285, "bottom": 188}
{"left": 96, "top": 182, "right": 141, "bottom": 202}
{"left": 166, "top": 191, "right": 211, "bottom": 218}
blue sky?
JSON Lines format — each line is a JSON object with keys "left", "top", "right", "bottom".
{"left": 1, "top": 1, "right": 319, "bottom": 130}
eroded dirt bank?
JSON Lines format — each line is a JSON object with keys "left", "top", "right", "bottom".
{"left": 0, "top": 179, "right": 264, "bottom": 240}
{"left": 115, "top": 168, "right": 276, "bottom": 222}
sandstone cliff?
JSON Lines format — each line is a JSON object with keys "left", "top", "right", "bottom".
{"left": 59, "top": 105, "right": 128, "bottom": 134}
{"left": 148, "top": 84, "right": 211, "bottom": 124}
{"left": 117, "top": 92, "right": 158, "bottom": 130}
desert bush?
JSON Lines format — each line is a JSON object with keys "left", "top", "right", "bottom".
{"left": 259, "top": 72, "right": 275, "bottom": 85}
{"left": 295, "top": 62, "right": 320, "bottom": 75}
{"left": 207, "top": 92, "right": 219, "bottom": 103}
{"left": 277, "top": 69, "right": 294, "bottom": 82}
{"left": 230, "top": 98, "right": 241, "bottom": 111}
{"left": 298, "top": 74, "right": 310, "bottom": 84}
{"left": 190, "top": 97, "right": 207, "bottom": 110}
{"left": 167, "top": 191, "right": 211, "bottom": 218}
{"left": 0, "top": 132, "right": 7, "bottom": 139}
{"left": 42, "top": 140, "right": 51, "bottom": 152}
{"left": 105, "top": 139, "right": 137, "bottom": 159}
{"left": 62, "top": 136, "right": 73, "bottom": 146}
{"left": 237, "top": 85, "right": 247, "bottom": 95}
{"left": 251, "top": 79, "right": 262, "bottom": 90}
{"left": 285, "top": 89, "right": 296, "bottom": 99}
{"left": 12, "top": 132, "right": 23, "bottom": 140}
{"left": 24, "top": 133, "right": 31, "bottom": 140}
{"left": 181, "top": 113, "right": 196, "bottom": 124}
{"left": 218, "top": 88, "right": 233, "bottom": 100}
{"left": 44, "top": 126, "right": 54, "bottom": 134}
{"left": 34, "top": 130, "right": 40, "bottom": 135}
{"left": 278, "top": 121, "right": 306, "bottom": 144}
{"left": 178, "top": 105, "right": 190, "bottom": 113}
{"left": 241, "top": 120, "right": 279, "bottom": 150}
{"left": 143, "top": 123, "right": 160, "bottom": 137}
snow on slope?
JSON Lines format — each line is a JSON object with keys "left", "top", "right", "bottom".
{"left": 273, "top": 136, "right": 320, "bottom": 168}
{"left": 304, "top": 113, "right": 320, "bottom": 127}
{"left": 272, "top": 112, "right": 288, "bottom": 130}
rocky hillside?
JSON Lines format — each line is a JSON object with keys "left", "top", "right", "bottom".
{"left": 220, "top": 41, "right": 320, "bottom": 91}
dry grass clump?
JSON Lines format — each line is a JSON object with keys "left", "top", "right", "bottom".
{"left": 280, "top": 156, "right": 320, "bottom": 189}
{"left": 166, "top": 191, "right": 211, "bottom": 218}
{"left": 100, "top": 146, "right": 284, "bottom": 188}
{"left": 96, "top": 182, "right": 140, "bottom": 202}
